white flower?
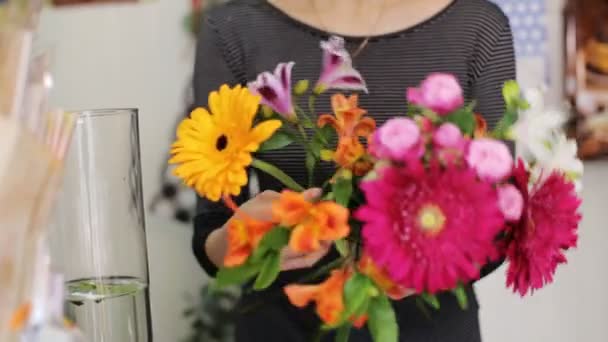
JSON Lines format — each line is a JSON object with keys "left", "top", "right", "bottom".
{"left": 534, "top": 134, "right": 584, "bottom": 193}
{"left": 511, "top": 87, "right": 567, "bottom": 162}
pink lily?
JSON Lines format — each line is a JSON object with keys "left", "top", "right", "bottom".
{"left": 248, "top": 62, "right": 296, "bottom": 120}
{"left": 314, "top": 36, "right": 368, "bottom": 94}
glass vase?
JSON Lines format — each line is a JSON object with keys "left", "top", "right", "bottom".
{"left": 49, "top": 109, "right": 152, "bottom": 342}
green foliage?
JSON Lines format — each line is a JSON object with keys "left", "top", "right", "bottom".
{"left": 216, "top": 262, "right": 261, "bottom": 288}
{"left": 420, "top": 292, "right": 441, "bottom": 310}
{"left": 368, "top": 294, "right": 398, "bottom": 342}
{"left": 259, "top": 131, "right": 294, "bottom": 152}
{"left": 332, "top": 177, "right": 353, "bottom": 207}
{"left": 253, "top": 251, "right": 281, "bottom": 290}
{"left": 342, "top": 273, "right": 373, "bottom": 321}
{"left": 444, "top": 102, "right": 476, "bottom": 136}
{"left": 335, "top": 325, "right": 351, "bottom": 342}
{"left": 182, "top": 283, "right": 240, "bottom": 342}
{"left": 453, "top": 284, "right": 469, "bottom": 310}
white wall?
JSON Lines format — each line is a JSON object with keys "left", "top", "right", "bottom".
{"left": 37, "top": 1, "right": 608, "bottom": 341}
{"left": 37, "top": 2, "right": 206, "bottom": 341}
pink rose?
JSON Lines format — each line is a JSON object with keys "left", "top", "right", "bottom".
{"left": 466, "top": 139, "right": 513, "bottom": 182}
{"left": 497, "top": 184, "right": 524, "bottom": 221}
{"left": 433, "top": 123, "right": 465, "bottom": 150}
{"left": 407, "top": 73, "right": 464, "bottom": 115}
{"left": 370, "top": 118, "right": 423, "bottom": 161}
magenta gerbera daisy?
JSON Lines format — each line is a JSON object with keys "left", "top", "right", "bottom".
{"left": 356, "top": 164, "right": 505, "bottom": 293}
{"left": 506, "top": 160, "right": 581, "bottom": 296}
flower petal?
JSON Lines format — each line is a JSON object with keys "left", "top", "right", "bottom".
{"left": 284, "top": 284, "right": 319, "bottom": 307}
{"left": 272, "top": 190, "right": 312, "bottom": 226}
{"left": 290, "top": 223, "right": 321, "bottom": 253}
{"left": 250, "top": 120, "right": 282, "bottom": 146}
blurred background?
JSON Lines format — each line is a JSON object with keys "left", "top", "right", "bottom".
{"left": 30, "top": 0, "right": 608, "bottom": 341}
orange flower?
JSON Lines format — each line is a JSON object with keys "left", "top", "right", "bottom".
{"left": 359, "top": 254, "right": 412, "bottom": 300}
{"left": 474, "top": 114, "right": 488, "bottom": 138}
{"left": 318, "top": 94, "right": 376, "bottom": 139}
{"left": 350, "top": 314, "right": 368, "bottom": 329}
{"left": 284, "top": 269, "right": 350, "bottom": 325}
{"left": 290, "top": 201, "right": 350, "bottom": 253}
{"left": 272, "top": 190, "right": 313, "bottom": 226}
{"left": 224, "top": 217, "right": 274, "bottom": 267}
{"left": 272, "top": 191, "right": 350, "bottom": 253}
{"left": 318, "top": 94, "right": 376, "bottom": 172}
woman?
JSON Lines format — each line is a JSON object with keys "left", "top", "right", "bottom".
{"left": 192, "top": 0, "right": 515, "bottom": 340}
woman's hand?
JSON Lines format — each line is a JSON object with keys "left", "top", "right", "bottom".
{"left": 205, "top": 188, "right": 325, "bottom": 269}
{"left": 280, "top": 241, "right": 331, "bottom": 271}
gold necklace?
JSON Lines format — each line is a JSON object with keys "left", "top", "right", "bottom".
{"left": 310, "top": 0, "right": 388, "bottom": 58}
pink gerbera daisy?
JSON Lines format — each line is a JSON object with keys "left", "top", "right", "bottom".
{"left": 356, "top": 163, "right": 504, "bottom": 293}
{"left": 506, "top": 160, "right": 581, "bottom": 296}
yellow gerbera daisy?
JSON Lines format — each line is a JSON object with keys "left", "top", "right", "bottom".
{"left": 169, "top": 84, "right": 282, "bottom": 201}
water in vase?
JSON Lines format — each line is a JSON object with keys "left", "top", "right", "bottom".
{"left": 65, "top": 276, "right": 151, "bottom": 342}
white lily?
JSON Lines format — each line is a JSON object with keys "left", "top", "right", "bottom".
{"left": 533, "top": 133, "right": 584, "bottom": 193}
{"left": 510, "top": 87, "right": 568, "bottom": 162}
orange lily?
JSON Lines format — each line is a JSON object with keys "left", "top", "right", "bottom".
{"left": 272, "top": 191, "right": 350, "bottom": 253}
{"left": 318, "top": 94, "right": 376, "bottom": 139}
{"left": 284, "top": 268, "right": 350, "bottom": 325}
{"left": 272, "top": 190, "right": 313, "bottom": 227}
{"left": 359, "top": 254, "right": 412, "bottom": 300}
{"left": 318, "top": 94, "right": 376, "bottom": 172}
{"left": 474, "top": 114, "right": 488, "bottom": 138}
{"left": 224, "top": 217, "right": 275, "bottom": 267}
{"left": 290, "top": 201, "right": 350, "bottom": 253}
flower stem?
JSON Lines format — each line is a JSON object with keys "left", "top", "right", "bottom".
{"left": 252, "top": 158, "right": 305, "bottom": 192}
{"left": 308, "top": 94, "right": 317, "bottom": 117}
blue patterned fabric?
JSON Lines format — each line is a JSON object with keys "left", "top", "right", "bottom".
{"left": 491, "top": 0, "right": 547, "bottom": 58}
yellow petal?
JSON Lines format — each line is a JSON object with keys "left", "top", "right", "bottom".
{"left": 250, "top": 120, "right": 282, "bottom": 145}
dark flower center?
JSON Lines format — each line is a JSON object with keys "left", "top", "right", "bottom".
{"left": 216, "top": 135, "right": 228, "bottom": 151}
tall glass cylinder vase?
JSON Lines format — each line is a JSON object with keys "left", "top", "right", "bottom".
{"left": 49, "top": 109, "right": 152, "bottom": 342}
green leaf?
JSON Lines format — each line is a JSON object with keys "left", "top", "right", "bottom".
{"left": 453, "top": 284, "right": 469, "bottom": 310}
{"left": 445, "top": 107, "right": 475, "bottom": 136}
{"left": 335, "top": 239, "right": 350, "bottom": 257}
{"left": 343, "top": 273, "right": 373, "bottom": 320}
{"left": 306, "top": 152, "right": 317, "bottom": 186}
{"left": 260, "top": 226, "right": 290, "bottom": 250}
{"left": 368, "top": 294, "right": 398, "bottom": 342}
{"left": 259, "top": 131, "right": 294, "bottom": 152}
{"left": 253, "top": 252, "right": 281, "bottom": 290}
{"left": 332, "top": 177, "right": 353, "bottom": 207}
{"left": 492, "top": 108, "right": 518, "bottom": 140}
{"left": 216, "top": 262, "right": 261, "bottom": 288}
{"left": 420, "top": 293, "right": 441, "bottom": 310}
{"left": 319, "top": 125, "right": 336, "bottom": 143}
{"left": 250, "top": 226, "right": 290, "bottom": 263}
{"left": 335, "top": 325, "right": 351, "bottom": 342}
{"left": 502, "top": 80, "right": 521, "bottom": 107}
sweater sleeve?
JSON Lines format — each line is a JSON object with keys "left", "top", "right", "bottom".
{"left": 191, "top": 13, "right": 249, "bottom": 277}
{"left": 472, "top": 18, "right": 517, "bottom": 129}
{"left": 471, "top": 16, "right": 517, "bottom": 280}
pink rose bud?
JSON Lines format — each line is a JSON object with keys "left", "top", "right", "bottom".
{"left": 407, "top": 73, "right": 464, "bottom": 115}
{"left": 466, "top": 139, "right": 513, "bottom": 182}
{"left": 371, "top": 118, "right": 423, "bottom": 161}
{"left": 433, "top": 123, "right": 465, "bottom": 150}
{"left": 497, "top": 184, "right": 524, "bottom": 221}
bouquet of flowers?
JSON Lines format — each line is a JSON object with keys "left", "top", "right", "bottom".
{"left": 169, "top": 36, "right": 583, "bottom": 342}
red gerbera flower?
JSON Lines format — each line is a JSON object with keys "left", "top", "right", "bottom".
{"left": 355, "top": 164, "right": 504, "bottom": 293}
{"left": 506, "top": 160, "right": 581, "bottom": 296}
